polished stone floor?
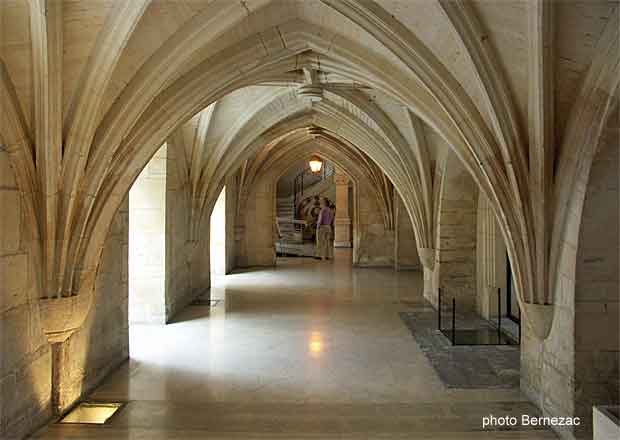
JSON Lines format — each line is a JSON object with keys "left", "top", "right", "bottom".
{"left": 34, "top": 251, "right": 556, "bottom": 439}
{"left": 399, "top": 309, "right": 520, "bottom": 389}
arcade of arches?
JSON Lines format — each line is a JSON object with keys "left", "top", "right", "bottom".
{"left": 0, "top": 1, "right": 618, "bottom": 439}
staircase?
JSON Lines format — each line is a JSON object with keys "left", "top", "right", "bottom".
{"left": 293, "top": 162, "right": 335, "bottom": 207}
{"left": 276, "top": 197, "right": 302, "bottom": 243}
{"left": 295, "top": 175, "right": 334, "bottom": 204}
{"left": 275, "top": 162, "right": 335, "bottom": 257}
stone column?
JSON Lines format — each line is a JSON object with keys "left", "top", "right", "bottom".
{"left": 334, "top": 172, "right": 352, "bottom": 247}
{"left": 475, "top": 191, "right": 509, "bottom": 320}
{"left": 394, "top": 191, "right": 420, "bottom": 270}
{"left": 128, "top": 145, "right": 166, "bottom": 324}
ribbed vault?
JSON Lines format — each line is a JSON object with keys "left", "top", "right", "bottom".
{"left": 0, "top": 0, "right": 618, "bottom": 345}
{"left": 237, "top": 129, "right": 396, "bottom": 233}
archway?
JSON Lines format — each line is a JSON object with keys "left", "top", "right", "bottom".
{"left": 1, "top": 2, "right": 618, "bottom": 438}
{"left": 274, "top": 157, "right": 340, "bottom": 260}
{"left": 232, "top": 127, "right": 401, "bottom": 269}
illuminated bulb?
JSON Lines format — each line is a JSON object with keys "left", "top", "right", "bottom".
{"left": 310, "top": 340, "right": 323, "bottom": 353}
{"left": 309, "top": 155, "right": 323, "bottom": 173}
{"left": 309, "top": 331, "right": 324, "bottom": 356}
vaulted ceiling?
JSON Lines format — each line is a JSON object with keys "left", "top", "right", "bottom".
{"left": 0, "top": 0, "right": 617, "bottom": 340}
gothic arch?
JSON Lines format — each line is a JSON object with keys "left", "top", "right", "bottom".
{"left": 236, "top": 135, "right": 394, "bottom": 267}
{"left": 80, "top": 19, "right": 538, "bottom": 336}
{"left": 2, "top": 1, "right": 616, "bottom": 344}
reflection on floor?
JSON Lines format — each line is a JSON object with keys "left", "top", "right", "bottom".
{"left": 34, "top": 250, "right": 556, "bottom": 439}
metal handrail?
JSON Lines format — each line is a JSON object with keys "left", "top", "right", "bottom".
{"left": 275, "top": 217, "right": 307, "bottom": 237}
{"left": 437, "top": 286, "right": 521, "bottom": 346}
{"left": 292, "top": 163, "right": 335, "bottom": 210}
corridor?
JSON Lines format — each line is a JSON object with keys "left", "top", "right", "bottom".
{"left": 34, "top": 252, "right": 556, "bottom": 439}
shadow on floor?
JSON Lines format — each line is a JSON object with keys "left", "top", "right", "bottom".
{"left": 399, "top": 304, "right": 520, "bottom": 389}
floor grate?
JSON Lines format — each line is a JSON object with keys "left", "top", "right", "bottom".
{"left": 190, "top": 298, "right": 222, "bottom": 307}
{"left": 57, "top": 402, "right": 125, "bottom": 425}
{"left": 439, "top": 328, "right": 517, "bottom": 346}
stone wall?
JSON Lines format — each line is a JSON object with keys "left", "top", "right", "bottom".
{"left": 573, "top": 118, "right": 619, "bottom": 437}
{"left": 52, "top": 200, "right": 129, "bottom": 414}
{"left": 348, "top": 182, "right": 394, "bottom": 267}
{"left": 128, "top": 144, "right": 210, "bottom": 323}
{"left": 394, "top": 192, "right": 420, "bottom": 270}
{"left": 521, "top": 108, "right": 619, "bottom": 440}
{"left": 521, "top": 244, "right": 577, "bottom": 440}
{"left": 166, "top": 144, "right": 205, "bottom": 319}
{"left": 2, "top": 141, "right": 211, "bottom": 437}
{"left": 1, "top": 149, "right": 52, "bottom": 438}
{"left": 189, "top": 215, "right": 210, "bottom": 303}
{"left": 1, "top": 145, "right": 130, "bottom": 437}
{"left": 128, "top": 146, "right": 167, "bottom": 324}
{"left": 225, "top": 177, "right": 238, "bottom": 274}
{"left": 334, "top": 173, "right": 352, "bottom": 248}
{"left": 434, "top": 151, "right": 478, "bottom": 312}
{"left": 238, "top": 178, "right": 277, "bottom": 267}
{"left": 476, "top": 191, "right": 508, "bottom": 320}
{"left": 210, "top": 188, "right": 226, "bottom": 276}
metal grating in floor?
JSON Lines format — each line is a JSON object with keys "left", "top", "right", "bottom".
{"left": 399, "top": 307, "right": 520, "bottom": 389}
{"left": 57, "top": 402, "right": 124, "bottom": 425}
{"left": 439, "top": 328, "right": 517, "bottom": 346}
{"left": 189, "top": 298, "right": 222, "bottom": 307}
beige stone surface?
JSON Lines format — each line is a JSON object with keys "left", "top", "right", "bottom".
{"left": 476, "top": 191, "right": 509, "bottom": 320}
{"left": 434, "top": 150, "right": 478, "bottom": 312}
{"left": 49, "top": 198, "right": 130, "bottom": 415}
{"left": 334, "top": 171, "right": 352, "bottom": 248}
{"left": 394, "top": 191, "right": 420, "bottom": 270}
{"left": 33, "top": 253, "right": 557, "bottom": 440}
{"left": 129, "top": 145, "right": 167, "bottom": 324}
{"left": 572, "top": 111, "right": 619, "bottom": 437}
{"left": 0, "top": 1, "right": 618, "bottom": 438}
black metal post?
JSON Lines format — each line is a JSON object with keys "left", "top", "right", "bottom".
{"left": 438, "top": 288, "right": 442, "bottom": 331}
{"left": 452, "top": 297, "right": 456, "bottom": 345}
{"left": 518, "top": 307, "right": 522, "bottom": 344}
{"left": 497, "top": 288, "right": 502, "bottom": 341}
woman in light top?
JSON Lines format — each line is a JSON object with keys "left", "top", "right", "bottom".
{"left": 315, "top": 198, "right": 334, "bottom": 260}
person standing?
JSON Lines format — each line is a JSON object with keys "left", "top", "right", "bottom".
{"left": 329, "top": 202, "right": 336, "bottom": 249}
{"left": 315, "top": 198, "right": 334, "bottom": 260}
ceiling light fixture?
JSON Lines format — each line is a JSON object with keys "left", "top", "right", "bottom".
{"left": 309, "top": 155, "right": 323, "bottom": 173}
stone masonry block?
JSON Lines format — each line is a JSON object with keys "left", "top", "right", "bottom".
{"left": 0, "top": 253, "right": 28, "bottom": 313}
{"left": 0, "top": 191, "right": 21, "bottom": 254}
{"left": 0, "top": 304, "right": 31, "bottom": 373}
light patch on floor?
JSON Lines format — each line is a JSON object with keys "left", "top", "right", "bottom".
{"left": 57, "top": 402, "right": 124, "bottom": 425}
{"left": 35, "top": 250, "right": 556, "bottom": 439}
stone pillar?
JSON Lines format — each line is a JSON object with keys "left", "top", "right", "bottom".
{"left": 436, "top": 152, "right": 478, "bottom": 313}
{"left": 394, "top": 192, "right": 420, "bottom": 270}
{"left": 334, "top": 172, "right": 352, "bottom": 247}
{"left": 210, "top": 187, "right": 226, "bottom": 276}
{"left": 476, "top": 191, "right": 508, "bottom": 320}
{"left": 128, "top": 145, "right": 166, "bottom": 324}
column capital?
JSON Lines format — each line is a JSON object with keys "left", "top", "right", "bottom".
{"left": 521, "top": 302, "right": 554, "bottom": 340}
{"left": 38, "top": 293, "right": 93, "bottom": 343}
{"left": 417, "top": 247, "right": 436, "bottom": 270}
